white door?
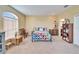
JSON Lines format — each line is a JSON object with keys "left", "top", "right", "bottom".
{"left": 74, "top": 16, "right": 79, "bottom": 45}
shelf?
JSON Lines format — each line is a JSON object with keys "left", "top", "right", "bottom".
{"left": 61, "top": 23, "right": 73, "bottom": 43}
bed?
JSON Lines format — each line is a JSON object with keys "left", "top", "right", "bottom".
{"left": 32, "top": 27, "right": 52, "bottom": 42}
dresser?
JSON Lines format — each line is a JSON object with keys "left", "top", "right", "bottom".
{"left": 49, "top": 29, "right": 58, "bottom": 36}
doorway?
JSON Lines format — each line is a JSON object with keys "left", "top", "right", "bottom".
{"left": 58, "top": 19, "right": 65, "bottom": 37}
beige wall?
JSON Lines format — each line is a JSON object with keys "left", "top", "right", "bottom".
{"left": 25, "top": 6, "right": 79, "bottom": 35}
{"left": 57, "top": 5, "right": 79, "bottom": 36}
{"left": 1, "top": 5, "right": 79, "bottom": 33}
{"left": 26, "top": 16, "right": 57, "bottom": 34}
{"left": 57, "top": 5, "right": 79, "bottom": 23}
{"left": 0, "top": 5, "right": 26, "bottom": 32}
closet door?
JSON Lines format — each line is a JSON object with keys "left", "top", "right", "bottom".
{"left": 74, "top": 16, "right": 79, "bottom": 45}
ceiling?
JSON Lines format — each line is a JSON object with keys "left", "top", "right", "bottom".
{"left": 11, "top": 5, "right": 72, "bottom": 16}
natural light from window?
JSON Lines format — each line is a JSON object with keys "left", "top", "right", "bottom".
{"left": 3, "top": 12, "right": 18, "bottom": 40}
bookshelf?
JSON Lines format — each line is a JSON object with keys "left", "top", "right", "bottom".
{"left": 61, "top": 23, "right": 73, "bottom": 43}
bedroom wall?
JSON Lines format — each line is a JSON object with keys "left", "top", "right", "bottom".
{"left": 57, "top": 5, "right": 79, "bottom": 23}
{"left": 0, "top": 5, "right": 26, "bottom": 32}
{"left": 25, "top": 6, "right": 79, "bottom": 36}
{"left": 57, "top": 5, "right": 79, "bottom": 36}
{"left": 26, "top": 16, "right": 57, "bottom": 35}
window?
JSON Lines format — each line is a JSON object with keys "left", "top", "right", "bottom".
{"left": 3, "top": 12, "right": 18, "bottom": 40}
{"left": 3, "top": 12, "right": 18, "bottom": 20}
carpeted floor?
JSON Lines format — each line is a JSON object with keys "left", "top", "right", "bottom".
{"left": 6, "top": 36, "right": 79, "bottom": 54}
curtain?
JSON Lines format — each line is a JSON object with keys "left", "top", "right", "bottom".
{"left": 4, "top": 17, "right": 18, "bottom": 40}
